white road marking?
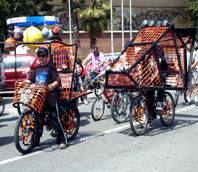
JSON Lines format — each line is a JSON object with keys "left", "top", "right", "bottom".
{"left": 0, "top": 105, "right": 196, "bottom": 165}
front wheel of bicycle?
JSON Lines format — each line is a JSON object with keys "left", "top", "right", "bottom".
{"left": 14, "top": 111, "right": 38, "bottom": 154}
{"left": 91, "top": 96, "right": 105, "bottom": 121}
{"left": 129, "top": 95, "right": 148, "bottom": 136}
{"left": 0, "top": 96, "right": 5, "bottom": 115}
{"left": 111, "top": 92, "right": 131, "bottom": 123}
{"left": 60, "top": 104, "right": 80, "bottom": 141}
{"left": 160, "top": 92, "right": 175, "bottom": 126}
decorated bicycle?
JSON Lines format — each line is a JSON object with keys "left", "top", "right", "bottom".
{"left": 105, "top": 21, "right": 196, "bottom": 136}
{"left": 6, "top": 16, "right": 89, "bottom": 153}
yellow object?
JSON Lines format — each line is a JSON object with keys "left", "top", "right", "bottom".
{"left": 23, "top": 26, "right": 43, "bottom": 50}
{"left": 4, "top": 37, "right": 16, "bottom": 52}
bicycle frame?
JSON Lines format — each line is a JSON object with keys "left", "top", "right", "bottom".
{"left": 102, "top": 88, "right": 115, "bottom": 104}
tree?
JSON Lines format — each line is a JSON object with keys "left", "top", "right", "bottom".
{"left": 79, "top": 0, "right": 111, "bottom": 48}
{"left": 0, "top": 0, "right": 53, "bottom": 40}
{"left": 186, "top": 0, "right": 198, "bottom": 27}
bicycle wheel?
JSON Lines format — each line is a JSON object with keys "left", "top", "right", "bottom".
{"left": 91, "top": 96, "right": 105, "bottom": 121}
{"left": 94, "top": 80, "right": 102, "bottom": 97}
{"left": 129, "top": 95, "right": 148, "bottom": 136}
{"left": 111, "top": 92, "right": 131, "bottom": 123}
{"left": 160, "top": 92, "right": 175, "bottom": 126}
{"left": 14, "top": 111, "right": 38, "bottom": 154}
{"left": 94, "top": 87, "right": 102, "bottom": 97}
{"left": 60, "top": 104, "right": 80, "bottom": 141}
{"left": 0, "top": 96, "right": 5, "bottom": 115}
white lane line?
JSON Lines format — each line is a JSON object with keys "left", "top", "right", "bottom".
{"left": 0, "top": 151, "right": 42, "bottom": 165}
{"left": 0, "top": 105, "right": 195, "bottom": 166}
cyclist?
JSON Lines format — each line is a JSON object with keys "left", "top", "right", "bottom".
{"left": 83, "top": 46, "right": 105, "bottom": 77}
{"left": 185, "top": 38, "right": 198, "bottom": 106}
{"left": 25, "top": 46, "right": 67, "bottom": 149}
{"left": 145, "top": 44, "right": 168, "bottom": 120}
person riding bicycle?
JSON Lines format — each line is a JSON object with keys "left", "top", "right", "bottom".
{"left": 145, "top": 44, "right": 168, "bottom": 120}
{"left": 25, "top": 46, "right": 67, "bottom": 149}
{"left": 185, "top": 38, "right": 198, "bottom": 106}
{"left": 83, "top": 46, "right": 105, "bottom": 78}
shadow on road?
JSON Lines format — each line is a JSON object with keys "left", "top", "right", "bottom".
{"left": 0, "top": 115, "right": 18, "bottom": 123}
{"left": 0, "top": 136, "right": 14, "bottom": 147}
{"left": 117, "top": 113, "right": 198, "bottom": 137}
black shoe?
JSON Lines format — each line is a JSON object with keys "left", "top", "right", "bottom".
{"left": 33, "top": 140, "right": 40, "bottom": 147}
{"left": 185, "top": 101, "right": 191, "bottom": 106}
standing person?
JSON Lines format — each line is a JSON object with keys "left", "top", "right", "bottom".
{"left": 83, "top": 46, "right": 105, "bottom": 76}
{"left": 25, "top": 46, "right": 67, "bottom": 149}
{"left": 185, "top": 38, "right": 198, "bottom": 106}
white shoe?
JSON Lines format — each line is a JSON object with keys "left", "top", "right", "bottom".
{"left": 156, "top": 102, "right": 163, "bottom": 110}
{"left": 59, "top": 143, "right": 67, "bottom": 149}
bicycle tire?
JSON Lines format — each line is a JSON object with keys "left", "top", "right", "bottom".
{"left": 94, "top": 87, "right": 102, "bottom": 97}
{"left": 0, "top": 96, "right": 5, "bottom": 115}
{"left": 59, "top": 103, "right": 80, "bottom": 141}
{"left": 110, "top": 92, "right": 130, "bottom": 123}
{"left": 160, "top": 92, "right": 175, "bottom": 126}
{"left": 91, "top": 96, "right": 105, "bottom": 121}
{"left": 129, "top": 95, "right": 148, "bottom": 136}
{"left": 14, "top": 111, "right": 38, "bottom": 154}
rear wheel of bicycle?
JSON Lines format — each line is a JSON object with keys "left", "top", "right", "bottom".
{"left": 60, "top": 104, "right": 80, "bottom": 141}
{"left": 14, "top": 111, "right": 38, "bottom": 154}
{"left": 160, "top": 92, "right": 175, "bottom": 126}
{"left": 129, "top": 95, "right": 148, "bottom": 136}
{"left": 91, "top": 96, "right": 105, "bottom": 121}
{"left": 111, "top": 92, "right": 131, "bottom": 123}
{"left": 0, "top": 96, "right": 5, "bottom": 115}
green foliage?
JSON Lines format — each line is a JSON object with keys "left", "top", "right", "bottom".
{"left": 0, "top": 0, "right": 53, "bottom": 38}
{"left": 79, "top": 0, "right": 111, "bottom": 42}
{"left": 186, "top": 0, "right": 198, "bottom": 27}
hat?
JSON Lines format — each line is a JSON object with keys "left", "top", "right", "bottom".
{"left": 36, "top": 46, "right": 49, "bottom": 55}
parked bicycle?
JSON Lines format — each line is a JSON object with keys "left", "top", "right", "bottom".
{"left": 91, "top": 87, "right": 131, "bottom": 123}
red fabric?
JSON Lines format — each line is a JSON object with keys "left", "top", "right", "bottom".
{"left": 30, "top": 58, "right": 39, "bottom": 70}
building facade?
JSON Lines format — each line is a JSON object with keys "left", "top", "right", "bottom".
{"left": 48, "top": 0, "right": 189, "bottom": 58}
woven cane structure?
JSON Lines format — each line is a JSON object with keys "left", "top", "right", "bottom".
{"left": 13, "top": 82, "right": 47, "bottom": 114}
{"left": 106, "top": 25, "right": 188, "bottom": 90}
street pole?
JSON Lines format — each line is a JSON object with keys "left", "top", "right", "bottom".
{"left": 121, "top": 0, "right": 124, "bottom": 50}
{"left": 68, "top": 0, "right": 72, "bottom": 44}
{"left": 129, "top": 0, "right": 132, "bottom": 40}
{"left": 110, "top": 0, "right": 114, "bottom": 56}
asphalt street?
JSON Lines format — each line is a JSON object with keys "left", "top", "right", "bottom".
{"left": 1, "top": 92, "right": 198, "bottom": 172}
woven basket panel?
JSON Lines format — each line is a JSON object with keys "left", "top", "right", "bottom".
{"left": 13, "top": 82, "right": 47, "bottom": 114}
